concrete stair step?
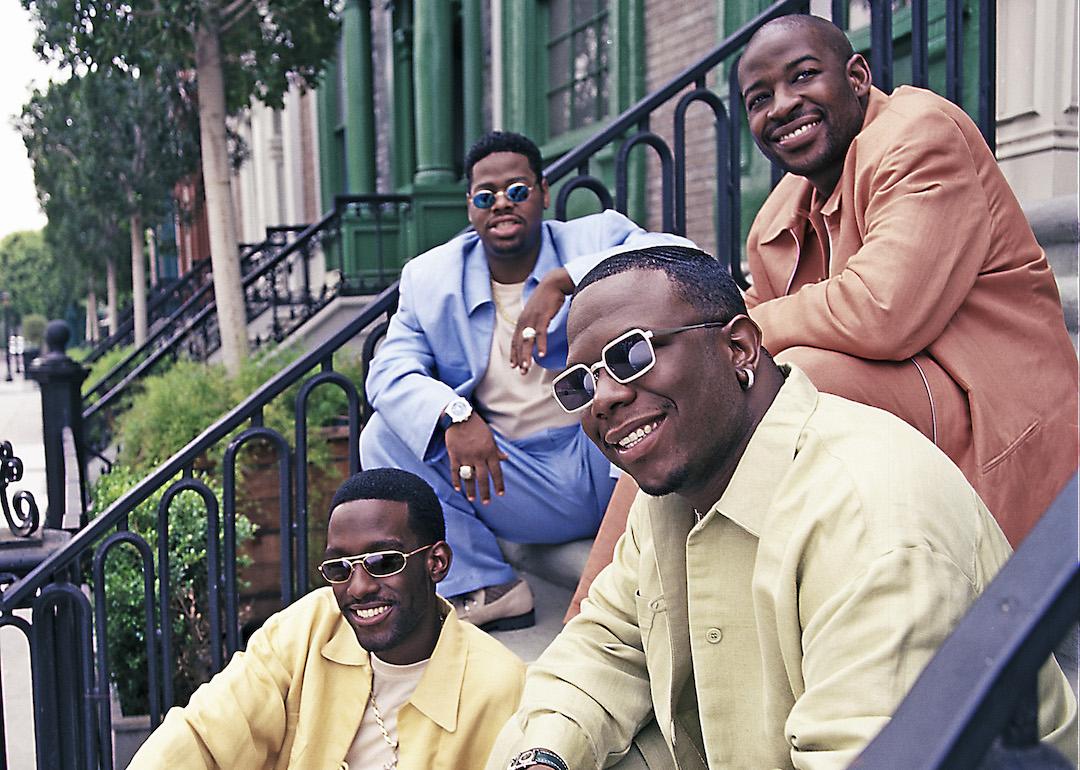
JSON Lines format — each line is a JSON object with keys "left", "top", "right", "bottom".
{"left": 489, "top": 537, "right": 591, "bottom": 662}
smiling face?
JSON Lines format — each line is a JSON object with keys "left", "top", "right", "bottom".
{"left": 325, "top": 498, "right": 450, "bottom": 664}
{"left": 467, "top": 151, "right": 550, "bottom": 281}
{"left": 567, "top": 269, "right": 756, "bottom": 508}
{"left": 738, "top": 21, "right": 870, "bottom": 196}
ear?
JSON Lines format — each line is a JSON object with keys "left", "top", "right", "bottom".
{"left": 427, "top": 540, "right": 453, "bottom": 584}
{"left": 846, "top": 53, "right": 872, "bottom": 99}
{"left": 725, "top": 314, "right": 764, "bottom": 374}
{"left": 540, "top": 178, "right": 551, "bottom": 209}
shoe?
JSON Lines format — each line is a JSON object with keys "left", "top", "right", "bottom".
{"left": 450, "top": 578, "right": 535, "bottom": 631}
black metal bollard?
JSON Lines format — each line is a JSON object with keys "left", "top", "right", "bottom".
{"left": 26, "top": 320, "right": 89, "bottom": 529}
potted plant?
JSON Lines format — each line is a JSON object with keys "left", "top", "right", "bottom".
{"left": 20, "top": 312, "right": 46, "bottom": 365}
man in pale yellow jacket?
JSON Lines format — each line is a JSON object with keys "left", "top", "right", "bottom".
{"left": 131, "top": 468, "right": 524, "bottom": 769}
{"left": 488, "top": 247, "right": 1075, "bottom": 770}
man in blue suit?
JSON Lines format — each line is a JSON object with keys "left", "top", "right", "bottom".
{"left": 361, "top": 131, "right": 691, "bottom": 630}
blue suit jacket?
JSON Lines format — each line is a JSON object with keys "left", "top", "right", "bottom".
{"left": 365, "top": 210, "right": 693, "bottom": 460}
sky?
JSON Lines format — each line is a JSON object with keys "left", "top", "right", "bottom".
{"left": 0, "top": 2, "right": 63, "bottom": 242}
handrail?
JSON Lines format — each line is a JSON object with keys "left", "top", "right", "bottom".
{"left": 82, "top": 237, "right": 283, "bottom": 401}
{"left": 1, "top": 283, "right": 399, "bottom": 611}
{"left": 82, "top": 201, "right": 361, "bottom": 425}
{"left": 542, "top": 0, "right": 808, "bottom": 185}
{"left": 851, "top": 474, "right": 1079, "bottom": 767}
{"left": 82, "top": 239, "right": 267, "bottom": 367}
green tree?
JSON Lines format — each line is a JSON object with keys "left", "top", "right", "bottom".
{"left": 0, "top": 229, "right": 79, "bottom": 322}
{"left": 20, "top": 65, "right": 198, "bottom": 346}
{"left": 23, "top": 0, "right": 341, "bottom": 374}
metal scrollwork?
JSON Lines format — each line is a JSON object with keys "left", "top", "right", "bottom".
{"left": 0, "top": 440, "right": 41, "bottom": 538}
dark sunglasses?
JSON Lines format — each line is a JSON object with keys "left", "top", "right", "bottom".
{"left": 551, "top": 320, "right": 733, "bottom": 413}
{"left": 318, "top": 544, "right": 433, "bottom": 583}
{"left": 468, "top": 182, "right": 534, "bottom": 209}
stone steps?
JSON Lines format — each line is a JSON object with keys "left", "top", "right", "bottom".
{"left": 1027, "top": 194, "right": 1079, "bottom": 342}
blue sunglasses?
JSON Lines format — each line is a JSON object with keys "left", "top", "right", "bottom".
{"left": 469, "top": 182, "right": 534, "bottom": 209}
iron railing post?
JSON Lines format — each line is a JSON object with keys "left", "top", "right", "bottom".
{"left": 26, "top": 321, "right": 89, "bottom": 530}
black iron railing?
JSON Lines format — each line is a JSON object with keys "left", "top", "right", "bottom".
{"left": 81, "top": 235, "right": 289, "bottom": 404}
{"left": 0, "top": 287, "right": 384, "bottom": 768}
{"left": 80, "top": 196, "right": 408, "bottom": 458}
{"left": 0, "top": 2, "right": 1016, "bottom": 767}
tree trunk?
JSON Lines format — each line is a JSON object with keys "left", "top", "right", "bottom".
{"left": 147, "top": 227, "right": 159, "bottom": 288}
{"left": 194, "top": 19, "right": 248, "bottom": 375}
{"left": 131, "top": 213, "right": 147, "bottom": 347}
{"left": 86, "top": 282, "right": 100, "bottom": 343}
{"left": 106, "top": 255, "right": 119, "bottom": 340}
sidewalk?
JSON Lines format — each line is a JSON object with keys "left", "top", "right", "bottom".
{"left": 0, "top": 371, "right": 44, "bottom": 770}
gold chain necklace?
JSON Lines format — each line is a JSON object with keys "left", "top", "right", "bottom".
{"left": 368, "top": 688, "right": 398, "bottom": 770}
{"left": 490, "top": 280, "right": 521, "bottom": 326}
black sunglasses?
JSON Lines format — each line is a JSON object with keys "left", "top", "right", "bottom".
{"left": 552, "top": 320, "right": 733, "bottom": 413}
{"left": 468, "top": 182, "right": 534, "bottom": 209}
{"left": 318, "top": 545, "right": 433, "bottom": 583}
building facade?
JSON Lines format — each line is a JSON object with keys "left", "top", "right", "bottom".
{"left": 211, "top": 0, "right": 1076, "bottom": 287}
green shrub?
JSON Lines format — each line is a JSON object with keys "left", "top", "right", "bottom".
{"left": 115, "top": 346, "right": 365, "bottom": 475}
{"left": 21, "top": 313, "right": 47, "bottom": 347}
{"left": 90, "top": 464, "right": 256, "bottom": 715}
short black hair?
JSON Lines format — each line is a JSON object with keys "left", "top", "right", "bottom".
{"left": 575, "top": 245, "right": 748, "bottom": 321}
{"left": 464, "top": 131, "right": 544, "bottom": 187}
{"left": 745, "top": 14, "right": 855, "bottom": 67}
{"left": 329, "top": 468, "right": 445, "bottom": 545}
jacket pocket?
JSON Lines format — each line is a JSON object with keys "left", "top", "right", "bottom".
{"left": 982, "top": 420, "right": 1040, "bottom": 473}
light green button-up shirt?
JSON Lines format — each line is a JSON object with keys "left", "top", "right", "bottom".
{"left": 490, "top": 366, "right": 1076, "bottom": 770}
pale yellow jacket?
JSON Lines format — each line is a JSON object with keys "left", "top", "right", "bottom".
{"left": 488, "top": 367, "right": 1076, "bottom": 770}
{"left": 130, "top": 588, "right": 524, "bottom": 769}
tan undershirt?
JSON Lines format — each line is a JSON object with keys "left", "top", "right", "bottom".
{"left": 343, "top": 654, "right": 429, "bottom": 770}
{"left": 473, "top": 280, "right": 579, "bottom": 440}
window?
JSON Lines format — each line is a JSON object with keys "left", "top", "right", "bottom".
{"left": 546, "top": 0, "right": 610, "bottom": 137}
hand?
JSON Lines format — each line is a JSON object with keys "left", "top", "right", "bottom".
{"left": 445, "top": 413, "right": 508, "bottom": 504}
{"left": 510, "top": 267, "right": 575, "bottom": 374}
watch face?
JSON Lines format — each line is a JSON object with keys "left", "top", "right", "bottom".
{"left": 448, "top": 399, "right": 471, "bottom": 421}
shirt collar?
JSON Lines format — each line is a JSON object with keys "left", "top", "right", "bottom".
{"left": 758, "top": 86, "right": 891, "bottom": 240}
{"left": 706, "top": 364, "right": 818, "bottom": 538}
{"left": 463, "top": 223, "right": 557, "bottom": 314}
{"left": 405, "top": 598, "right": 468, "bottom": 732}
{"left": 320, "top": 597, "right": 466, "bottom": 732}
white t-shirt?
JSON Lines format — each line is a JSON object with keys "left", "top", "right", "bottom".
{"left": 343, "top": 653, "right": 430, "bottom": 770}
{"left": 472, "top": 280, "right": 579, "bottom": 440}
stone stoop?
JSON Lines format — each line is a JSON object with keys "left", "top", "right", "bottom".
{"left": 489, "top": 538, "right": 592, "bottom": 662}
{"left": 1027, "top": 194, "right": 1080, "bottom": 343}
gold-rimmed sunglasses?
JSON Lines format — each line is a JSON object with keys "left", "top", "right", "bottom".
{"left": 318, "top": 545, "right": 434, "bottom": 583}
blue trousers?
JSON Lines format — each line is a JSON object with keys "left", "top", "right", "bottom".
{"left": 360, "top": 412, "right": 616, "bottom": 597}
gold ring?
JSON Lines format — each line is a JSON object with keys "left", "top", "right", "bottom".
{"left": 458, "top": 465, "right": 474, "bottom": 480}
{"left": 521, "top": 326, "right": 537, "bottom": 341}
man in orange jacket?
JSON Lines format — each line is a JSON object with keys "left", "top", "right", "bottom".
{"left": 557, "top": 13, "right": 1076, "bottom": 620}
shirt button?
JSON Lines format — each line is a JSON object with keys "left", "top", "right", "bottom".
{"left": 649, "top": 598, "right": 663, "bottom": 611}
{"left": 705, "top": 627, "right": 723, "bottom": 644}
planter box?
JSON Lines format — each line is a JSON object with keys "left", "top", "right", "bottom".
{"left": 110, "top": 686, "right": 151, "bottom": 769}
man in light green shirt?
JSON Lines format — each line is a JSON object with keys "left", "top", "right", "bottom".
{"left": 488, "top": 246, "right": 1076, "bottom": 770}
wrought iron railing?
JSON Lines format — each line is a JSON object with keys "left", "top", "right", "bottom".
{"left": 81, "top": 235, "right": 290, "bottom": 403}
{"left": 0, "top": 2, "right": 1017, "bottom": 767}
{"left": 80, "top": 196, "right": 408, "bottom": 458}
{"left": 80, "top": 238, "right": 273, "bottom": 368}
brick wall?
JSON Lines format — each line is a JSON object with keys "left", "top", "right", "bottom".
{"left": 642, "top": 0, "right": 721, "bottom": 258}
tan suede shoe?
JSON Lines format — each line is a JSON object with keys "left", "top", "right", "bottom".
{"left": 450, "top": 577, "right": 535, "bottom": 631}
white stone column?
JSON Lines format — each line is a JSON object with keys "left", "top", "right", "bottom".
{"left": 995, "top": 0, "right": 1079, "bottom": 204}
